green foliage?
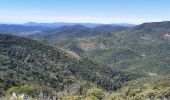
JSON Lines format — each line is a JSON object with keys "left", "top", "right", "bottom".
{"left": 112, "top": 52, "right": 170, "bottom": 75}
{"left": 0, "top": 33, "right": 137, "bottom": 96}
{"left": 112, "top": 77, "right": 170, "bottom": 100}
{"left": 1, "top": 21, "right": 170, "bottom": 98}
{"left": 83, "top": 47, "right": 139, "bottom": 64}
{"left": 74, "top": 22, "right": 170, "bottom": 76}
{"left": 6, "top": 85, "right": 37, "bottom": 97}
{"left": 86, "top": 88, "right": 104, "bottom": 100}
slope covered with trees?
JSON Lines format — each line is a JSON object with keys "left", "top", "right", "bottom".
{"left": 78, "top": 21, "right": 170, "bottom": 76}
{"left": 0, "top": 33, "right": 138, "bottom": 97}
{"left": 0, "top": 21, "right": 170, "bottom": 99}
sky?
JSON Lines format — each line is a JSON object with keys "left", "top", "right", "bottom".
{"left": 0, "top": 0, "right": 170, "bottom": 24}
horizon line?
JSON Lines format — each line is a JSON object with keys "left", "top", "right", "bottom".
{"left": 1, "top": 20, "right": 170, "bottom": 25}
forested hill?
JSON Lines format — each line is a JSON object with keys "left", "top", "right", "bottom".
{"left": 0, "top": 33, "right": 138, "bottom": 96}
{"left": 79, "top": 21, "right": 170, "bottom": 75}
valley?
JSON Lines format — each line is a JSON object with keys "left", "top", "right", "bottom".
{"left": 0, "top": 21, "right": 170, "bottom": 99}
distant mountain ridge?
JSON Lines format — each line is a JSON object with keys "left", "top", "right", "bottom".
{"left": 0, "top": 22, "right": 133, "bottom": 37}
{"left": 24, "top": 22, "right": 136, "bottom": 28}
{"left": 0, "top": 24, "right": 47, "bottom": 34}
{"left": 23, "top": 22, "right": 100, "bottom": 28}
{"left": 93, "top": 25, "right": 128, "bottom": 33}
{"left": 23, "top": 24, "right": 129, "bottom": 54}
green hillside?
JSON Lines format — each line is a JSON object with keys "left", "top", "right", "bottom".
{"left": 0, "top": 21, "right": 170, "bottom": 99}
{"left": 0, "top": 33, "right": 138, "bottom": 97}
{"left": 26, "top": 25, "right": 128, "bottom": 54}
{"left": 112, "top": 76, "right": 170, "bottom": 100}
{"left": 78, "top": 21, "right": 170, "bottom": 76}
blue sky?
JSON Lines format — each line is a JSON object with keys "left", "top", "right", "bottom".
{"left": 0, "top": 0, "right": 170, "bottom": 24}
